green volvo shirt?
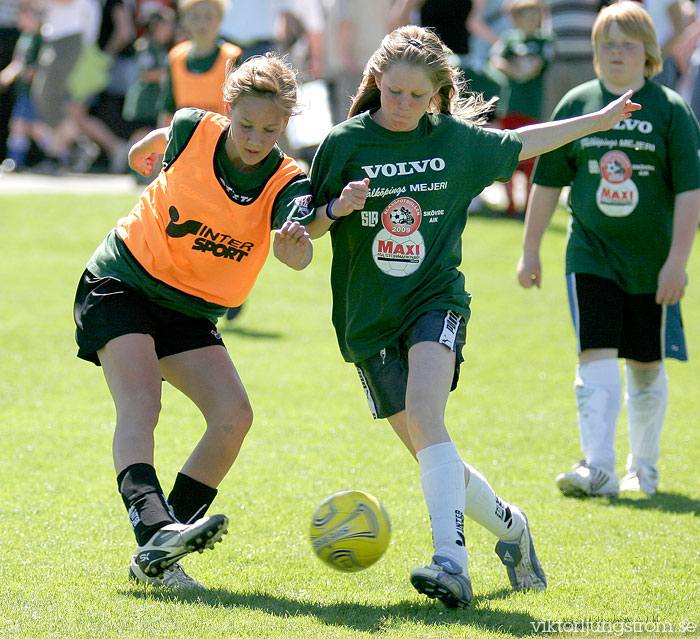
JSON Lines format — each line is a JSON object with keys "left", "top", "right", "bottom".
{"left": 310, "top": 110, "right": 522, "bottom": 363}
{"left": 534, "top": 79, "right": 700, "bottom": 294}
{"left": 88, "top": 108, "right": 313, "bottom": 321}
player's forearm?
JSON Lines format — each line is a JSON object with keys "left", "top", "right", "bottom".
{"left": 666, "top": 189, "right": 700, "bottom": 267}
{"left": 130, "top": 127, "right": 168, "bottom": 158}
{"left": 517, "top": 112, "right": 600, "bottom": 161}
{"left": 522, "top": 185, "right": 561, "bottom": 255}
{"left": 304, "top": 205, "right": 335, "bottom": 239}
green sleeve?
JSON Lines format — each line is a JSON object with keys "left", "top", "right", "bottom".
{"left": 271, "top": 176, "right": 314, "bottom": 228}
{"left": 162, "top": 107, "right": 206, "bottom": 167}
{"left": 667, "top": 96, "right": 700, "bottom": 194}
{"left": 309, "top": 130, "right": 350, "bottom": 207}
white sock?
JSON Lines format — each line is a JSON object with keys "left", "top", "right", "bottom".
{"left": 625, "top": 362, "right": 667, "bottom": 477}
{"left": 575, "top": 359, "right": 622, "bottom": 473}
{"left": 464, "top": 463, "right": 525, "bottom": 542}
{"left": 416, "top": 442, "right": 468, "bottom": 570}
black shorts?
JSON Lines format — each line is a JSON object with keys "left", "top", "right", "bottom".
{"left": 354, "top": 310, "right": 466, "bottom": 419}
{"left": 567, "top": 272, "right": 687, "bottom": 362}
{"left": 73, "top": 270, "right": 225, "bottom": 366}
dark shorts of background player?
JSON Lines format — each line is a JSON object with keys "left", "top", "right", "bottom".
{"left": 73, "top": 270, "right": 225, "bottom": 366}
{"left": 567, "top": 272, "right": 687, "bottom": 363}
{"left": 354, "top": 310, "right": 466, "bottom": 419}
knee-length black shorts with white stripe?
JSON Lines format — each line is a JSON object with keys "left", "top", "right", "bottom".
{"left": 354, "top": 310, "right": 466, "bottom": 419}
{"left": 566, "top": 272, "right": 687, "bottom": 363}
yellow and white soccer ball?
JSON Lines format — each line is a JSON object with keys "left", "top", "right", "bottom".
{"left": 309, "top": 490, "right": 391, "bottom": 572}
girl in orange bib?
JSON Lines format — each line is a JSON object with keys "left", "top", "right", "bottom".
{"left": 73, "top": 53, "right": 313, "bottom": 589}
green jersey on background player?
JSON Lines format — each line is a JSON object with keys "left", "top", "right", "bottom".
{"left": 518, "top": 2, "right": 700, "bottom": 500}
{"left": 535, "top": 78, "right": 700, "bottom": 293}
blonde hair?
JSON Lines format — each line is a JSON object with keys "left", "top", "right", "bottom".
{"left": 222, "top": 53, "right": 301, "bottom": 116}
{"left": 592, "top": 1, "right": 663, "bottom": 79}
{"left": 178, "top": 0, "right": 227, "bottom": 16}
{"left": 348, "top": 25, "right": 496, "bottom": 124}
{"left": 505, "top": 0, "right": 542, "bottom": 16}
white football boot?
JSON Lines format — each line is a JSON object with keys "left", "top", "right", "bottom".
{"left": 134, "top": 514, "right": 228, "bottom": 577}
{"left": 556, "top": 460, "right": 619, "bottom": 497}
{"left": 129, "top": 558, "right": 206, "bottom": 589}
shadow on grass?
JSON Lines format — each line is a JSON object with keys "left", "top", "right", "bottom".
{"left": 217, "top": 326, "right": 283, "bottom": 339}
{"left": 612, "top": 491, "right": 700, "bottom": 516}
{"left": 123, "top": 586, "right": 545, "bottom": 636}
{"left": 561, "top": 491, "right": 700, "bottom": 516}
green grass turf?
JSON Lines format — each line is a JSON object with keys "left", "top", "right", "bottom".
{"left": 1, "top": 193, "right": 698, "bottom": 638}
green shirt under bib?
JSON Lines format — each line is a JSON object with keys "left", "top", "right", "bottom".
{"left": 310, "top": 110, "right": 522, "bottom": 363}
{"left": 88, "top": 108, "right": 314, "bottom": 321}
{"left": 533, "top": 79, "right": 700, "bottom": 294}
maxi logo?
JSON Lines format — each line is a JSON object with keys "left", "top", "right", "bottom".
{"left": 165, "top": 205, "right": 254, "bottom": 262}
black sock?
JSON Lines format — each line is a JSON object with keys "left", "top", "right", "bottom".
{"left": 117, "top": 463, "right": 175, "bottom": 546}
{"left": 168, "top": 472, "right": 218, "bottom": 524}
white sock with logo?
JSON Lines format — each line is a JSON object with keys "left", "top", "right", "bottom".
{"left": 575, "top": 359, "right": 622, "bottom": 473}
{"left": 625, "top": 362, "right": 667, "bottom": 477}
{"left": 416, "top": 441, "right": 468, "bottom": 571}
{"left": 463, "top": 463, "right": 525, "bottom": 542}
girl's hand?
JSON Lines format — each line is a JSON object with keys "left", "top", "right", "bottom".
{"left": 273, "top": 220, "right": 312, "bottom": 270}
{"left": 595, "top": 89, "right": 642, "bottom": 132}
{"left": 129, "top": 150, "right": 160, "bottom": 177}
{"left": 333, "top": 178, "right": 370, "bottom": 217}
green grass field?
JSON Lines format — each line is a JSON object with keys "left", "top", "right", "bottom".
{"left": 1, "top": 191, "right": 698, "bottom": 639}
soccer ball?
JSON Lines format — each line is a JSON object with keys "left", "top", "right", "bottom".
{"left": 309, "top": 490, "right": 391, "bottom": 572}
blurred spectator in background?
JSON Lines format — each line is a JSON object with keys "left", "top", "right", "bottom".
{"left": 542, "top": 0, "right": 600, "bottom": 118}
{"left": 469, "top": 0, "right": 510, "bottom": 75}
{"left": 122, "top": 7, "right": 175, "bottom": 145}
{"left": 0, "top": 0, "right": 52, "bottom": 170}
{"left": 389, "top": 0, "right": 501, "bottom": 112}
{"left": 643, "top": 0, "right": 693, "bottom": 90}
{"left": 158, "top": 0, "right": 241, "bottom": 124}
{"left": 67, "top": 0, "right": 137, "bottom": 173}
{"left": 490, "top": 0, "right": 553, "bottom": 215}
{"left": 674, "top": 0, "right": 700, "bottom": 118}
{"left": 277, "top": 0, "right": 323, "bottom": 80}
{"left": 0, "top": 0, "right": 20, "bottom": 164}
{"left": 29, "top": 0, "right": 101, "bottom": 172}
{"left": 219, "top": 0, "right": 279, "bottom": 60}
{"left": 323, "top": 0, "right": 393, "bottom": 123}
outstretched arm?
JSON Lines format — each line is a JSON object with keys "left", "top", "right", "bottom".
{"left": 273, "top": 220, "right": 313, "bottom": 270}
{"left": 128, "top": 127, "right": 169, "bottom": 176}
{"left": 304, "top": 178, "right": 370, "bottom": 239}
{"left": 516, "top": 184, "right": 562, "bottom": 288}
{"left": 517, "top": 90, "right": 641, "bottom": 161}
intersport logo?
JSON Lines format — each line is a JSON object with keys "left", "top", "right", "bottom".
{"left": 361, "top": 157, "right": 446, "bottom": 179}
{"left": 165, "top": 205, "right": 254, "bottom": 262}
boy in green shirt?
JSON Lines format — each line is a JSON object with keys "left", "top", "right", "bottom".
{"left": 518, "top": 2, "right": 700, "bottom": 498}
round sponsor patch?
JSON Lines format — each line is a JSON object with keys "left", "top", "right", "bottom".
{"left": 372, "top": 229, "right": 425, "bottom": 277}
{"left": 600, "top": 150, "right": 632, "bottom": 184}
{"left": 381, "top": 197, "right": 422, "bottom": 237}
{"left": 596, "top": 178, "right": 638, "bottom": 217}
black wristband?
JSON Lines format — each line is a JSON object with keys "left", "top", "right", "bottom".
{"left": 326, "top": 198, "right": 341, "bottom": 221}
